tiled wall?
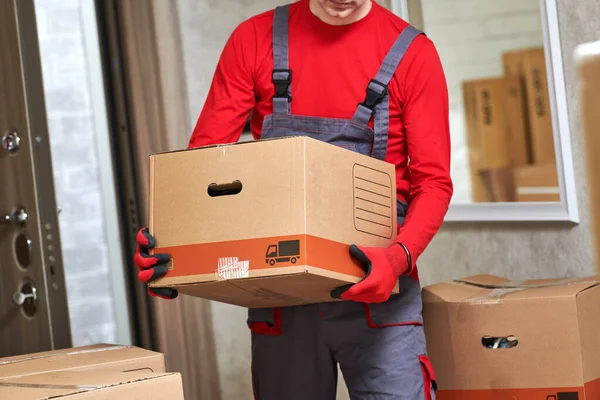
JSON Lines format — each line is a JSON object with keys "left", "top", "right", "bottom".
{"left": 421, "top": 0, "right": 544, "bottom": 202}
{"left": 35, "top": 0, "right": 117, "bottom": 346}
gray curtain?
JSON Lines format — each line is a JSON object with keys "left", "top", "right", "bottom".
{"left": 116, "top": 1, "right": 221, "bottom": 399}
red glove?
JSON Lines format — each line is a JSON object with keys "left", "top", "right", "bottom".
{"left": 134, "top": 228, "right": 178, "bottom": 299}
{"left": 330, "top": 243, "right": 411, "bottom": 303}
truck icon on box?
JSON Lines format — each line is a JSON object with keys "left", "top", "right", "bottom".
{"left": 265, "top": 240, "right": 300, "bottom": 266}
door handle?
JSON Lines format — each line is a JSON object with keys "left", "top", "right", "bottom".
{"left": 2, "top": 207, "right": 28, "bottom": 226}
{"left": 13, "top": 289, "right": 36, "bottom": 305}
{"left": 13, "top": 280, "right": 38, "bottom": 317}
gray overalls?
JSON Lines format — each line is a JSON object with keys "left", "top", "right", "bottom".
{"left": 247, "top": 5, "right": 437, "bottom": 399}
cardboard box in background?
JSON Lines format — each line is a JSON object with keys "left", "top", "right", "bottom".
{"left": 512, "top": 163, "right": 560, "bottom": 202}
{"left": 462, "top": 78, "right": 528, "bottom": 202}
{"left": 463, "top": 78, "right": 512, "bottom": 171}
{"left": 576, "top": 40, "right": 600, "bottom": 277}
{"left": 462, "top": 81, "right": 490, "bottom": 203}
{"left": 422, "top": 275, "right": 600, "bottom": 399}
{"left": 503, "top": 76, "right": 532, "bottom": 166}
{"left": 503, "top": 47, "right": 556, "bottom": 164}
{"left": 0, "top": 344, "right": 165, "bottom": 380}
{"left": 478, "top": 168, "right": 516, "bottom": 202}
{"left": 148, "top": 136, "right": 398, "bottom": 308}
{"left": 0, "top": 370, "right": 183, "bottom": 399}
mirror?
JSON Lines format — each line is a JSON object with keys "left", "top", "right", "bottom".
{"left": 393, "top": 0, "right": 578, "bottom": 222}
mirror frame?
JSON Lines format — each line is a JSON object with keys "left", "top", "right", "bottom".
{"left": 391, "top": 0, "right": 579, "bottom": 223}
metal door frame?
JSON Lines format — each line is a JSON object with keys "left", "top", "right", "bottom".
{"left": 1, "top": 0, "right": 71, "bottom": 353}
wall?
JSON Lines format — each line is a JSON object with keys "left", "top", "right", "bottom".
{"left": 35, "top": 0, "right": 119, "bottom": 346}
{"left": 421, "top": 0, "right": 544, "bottom": 202}
{"left": 175, "top": 0, "right": 599, "bottom": 398}
{"left": 418, "top": 0, "right": 598, "bottom": 286}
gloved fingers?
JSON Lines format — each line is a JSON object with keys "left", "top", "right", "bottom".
{"left": 148, "top": 287, "right": 178, "bottom": 300}
{"left": 138, "top": 265, "right": 169, "bottom": 283}
{"left": 136, "top": 228, "right": 156, "bottom": 248}
{"left": 349, "top": 244, "right": 373, "bottom": 275}
{"left": 330, "top": 283, "right": 353, "bottom": 299}
{"left": 330, "top": 245, "right": 374, "bottom": 299}
{"left": 343, "top": 289, "right": 389, "bottom": 303}
{"left": 340, "top": 277, "right": 379, "bottom": 300}
{"left": 134, "top": 244, "right": 171, "bottom": 270}
{"left": 331, "top": 275, "right": 378, "bottom": 300}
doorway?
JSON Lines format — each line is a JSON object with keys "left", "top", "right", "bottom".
{"left": 0, "top": 0, "right": 132, "bottom": 357}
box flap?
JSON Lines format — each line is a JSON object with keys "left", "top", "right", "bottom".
{"left": 149, "top": 135, "right": 304, "bottom": 157}
{"left": 0, "top": 370, "right": 182, "bottom": 399}
{"left": 423, "top": 275, "right": 600, "bottom": 304}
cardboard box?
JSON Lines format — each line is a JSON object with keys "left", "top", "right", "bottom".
{"left": 502, "top": 76, "right": 532, "bottom": 166}
{"left": 148, "top": 136, "right": 398, "bottom": 308}
{"left": 478, "top": 168, "right": 516, "bottom": 202}
{"left": 503, "top": 47, "right": 555, "bottom": 164}
{"left": 0, "top": 370, "right": 183, "bottom": 399}
{"left": 462, "top": 81, "right": 490, "bottom": 203}
{"left": 576, "top": 40, "right": 600, "bottom": 274}
{"left": 463, "top": 78, "right": 529, "bottom": 202}
{"left": 462, "top": 78, "right": 511, "bottom": 171}
{"left": 422, "top": 274, "right": 600, "bottom": 399}
{"left": 512, "top": 163, "right": 560, "bottom": 202}
{"left": 0, "top": 344, "right": 165, "bottom": 380}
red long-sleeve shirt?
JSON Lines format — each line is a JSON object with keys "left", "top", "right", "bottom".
{"left": 188, "top": 0, "right": 453, "bottom": 268}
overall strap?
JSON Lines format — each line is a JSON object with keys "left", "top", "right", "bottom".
{"left": 353, "top": 25, "right": 424, "bottom": 160}
{"left": 272, "top": 5, "right": 292, "bottom": 114}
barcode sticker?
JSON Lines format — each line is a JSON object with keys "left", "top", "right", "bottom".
{"left": 353, "top": 164, "right": 394, "bottom": 239}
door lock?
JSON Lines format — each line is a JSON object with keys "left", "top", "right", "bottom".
{"left": 2, "top": 207, "right": 28, "bottom": 226}
{"left": 13, "top": 281, "right": 37, "bottom": 317}
{"left": 2, "top": 131, "right": 21, "bottom": 153}
{"left": 13, "top": 289, "right": 36, "bottom": 305}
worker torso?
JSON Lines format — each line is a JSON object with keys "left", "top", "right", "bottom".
{"left": 247, "top": 0, "right": 431, "bottom": 203}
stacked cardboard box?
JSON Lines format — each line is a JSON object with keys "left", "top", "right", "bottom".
{"left": 422, "top": 275, "right": 600, "bottom": 399}
{"left": 463, "top": 47, "right": 560, "bottom": 202}
{"left": 0, "top": 344, "right": 184, "bottom": 399}
{"left": 148, "top": 136, "right": 399, "bottom": 307}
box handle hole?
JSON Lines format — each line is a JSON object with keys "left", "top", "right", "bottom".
{"left": 208, "top": 180, "right": 243, "bottom": 197}
{"left": 482, "top": 335, "right": 518, "bottom": 349}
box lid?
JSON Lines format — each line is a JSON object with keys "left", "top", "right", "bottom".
{"left": 422, "top": 274, "right": 600, "bottom": 304}
{"left": 0, "top": 370, "right": 183, "bottom": 399}
{"left": 0, "top": 344, "right": 165, "bottom": 380}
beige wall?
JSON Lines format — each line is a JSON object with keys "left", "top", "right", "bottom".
{"left": 175, "top": 0, "right": 599, "bottom": 398}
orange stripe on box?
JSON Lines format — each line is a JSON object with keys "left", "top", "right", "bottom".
{"left": 585, "top": 375, "right": 600, "bottom": 398}
{"left": 305, "top": 235, "right": 364, "bottom": 277}
{"left": 437, "top": 387, "right": 584, "bottom": 400}
{"left": 154, "top": 235, "right": 365, "bottom": 279}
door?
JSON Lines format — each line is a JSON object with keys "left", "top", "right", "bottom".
{"left": 0, "top": 0, "right": 71, "bottom": 356}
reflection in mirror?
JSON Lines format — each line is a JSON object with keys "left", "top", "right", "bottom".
{"left": 418, "top": 0, "right": 559, "bottom": 204}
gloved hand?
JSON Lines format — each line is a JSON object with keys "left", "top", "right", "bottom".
{"left": 134, "top": 228, "right": 178, "bottom": 299}
{"left": 330, "top": 243, "right": 411, "bottom": 303}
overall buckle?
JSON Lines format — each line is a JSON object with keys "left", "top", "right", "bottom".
{"left": 272, "top": 69, "right": 292, "bottom": 102}
{"left": 360, "top": 79, "right": 388, "bottom": 111}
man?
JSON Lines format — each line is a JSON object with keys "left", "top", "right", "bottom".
{"left": 135, "top": 0, "right": 452, "bottom": 398}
